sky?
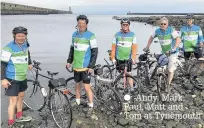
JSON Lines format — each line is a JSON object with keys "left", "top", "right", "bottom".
{"left": 2, "top": 0, "right": 204, "bottom": 14}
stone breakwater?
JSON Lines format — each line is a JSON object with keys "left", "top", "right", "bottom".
{"left": 115, "top": 15, "right": 204, "bottom": 32}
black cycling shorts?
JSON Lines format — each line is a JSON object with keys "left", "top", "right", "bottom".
{"left": 5, "top": 79, "right": 28, "bottom": 96}
{"left": 74, "top": 71, "right": 91, "bottom": 84}
{"left": 116, "top": 60, "right": 132, "bottom": 72}
{"left": 184, "top": 51, "right": 202, "bottom": 60}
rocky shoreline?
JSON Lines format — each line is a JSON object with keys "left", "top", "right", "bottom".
{"left": 1, "top": 76, "right": 204, "bottom": 128}
{"left": 114, "top": 15, "right": 204, "bottom": 32}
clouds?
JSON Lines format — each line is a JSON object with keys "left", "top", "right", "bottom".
{"left": 2, "top": 0, "right": 204, "bottom": 14}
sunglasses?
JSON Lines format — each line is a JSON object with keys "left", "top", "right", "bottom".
{"left": 160, "top": 23, "right": 167, "bottom": 26}
{"left": 122, "top": 24, "right": 129, "bottom": 26}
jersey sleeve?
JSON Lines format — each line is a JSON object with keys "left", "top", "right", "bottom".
{"left": 90, "top": 34, "right": 97, "bottom": 49}
{"left": 1, "top": 46, "right": 12, "bottom": 63}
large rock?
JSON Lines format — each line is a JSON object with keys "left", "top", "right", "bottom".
{"left": 118, "top": 118, "right": 129, "bottom": 126}
{"left": 176, "top": 124, "right": 187, "bottom": 128}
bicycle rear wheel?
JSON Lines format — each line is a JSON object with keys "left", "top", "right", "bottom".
{"left": 23, "top": 80, "right": 46, "bottom": 111}
{"left": 50, "top": 90, "right": 72, "bottom": 128}
{"left": 157, "top": 73, "right": 168, "bottom": 101}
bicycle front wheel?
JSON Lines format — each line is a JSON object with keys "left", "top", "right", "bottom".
{"left": 157, "top": 73, "right": 168, "bottom": 101}
{"left": 101, "top": 65, "right": 113, "bottom": 79}
{"left": 23, "top": 80, "right": 46, "bottom": 111}
{"left": 50, "top": 90, "right": 72, "bottom": 128}
{"left": 114, "top": 74, "right": 141, "bottom": 100}
{"left": 190, "top": 74, "right": 204, "bottom": 90}
{"left": 100, "top": 85, "right": 123, "bottom": 114}
{"left": 66, "top": 77, "right": 86, "bottom": 97}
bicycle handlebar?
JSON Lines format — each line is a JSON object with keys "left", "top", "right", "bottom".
{"left": 66, "top": 66, "right": 73, "bottom": 73}
{"left": 33, "top": 60, "right": 42, "bottom": 71}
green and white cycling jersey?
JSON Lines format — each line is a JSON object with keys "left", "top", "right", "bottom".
{"left": 180, "top": 24, "right": 203, "bottom": 52}
{"left": 152, "top": 26, "right": 180, "bottom": 53}
{"left": 1, "top": 41, "right": 29, "bottom": 81}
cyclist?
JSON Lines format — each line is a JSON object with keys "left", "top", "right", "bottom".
{"left": 1, "top": 26, "right": 33, "bottom": 128}
{"left": 110, "top": 18, "right": 138, "bottom": 92}
{"left": 180, "top": 14, "right": 204, "bottom": 60}
{"left": 66, "top": 15, "right": 98, "bottom": 117}
{"left": 143, "top": 17, "right": 181, "bottom": 92}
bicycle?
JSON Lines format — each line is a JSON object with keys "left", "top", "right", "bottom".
{"left": 175, "top": 47, "right": 204, "bottom": 90}
{"left": 65, "top": 67, "right": 95, "bottom": 97}
{"left": 66, "top": 65, "right": 123, "bottom": 114}
{"left": 23, "top": 60, "right": 72, "bottom": 128}
{"left": 111, "top": 59, "right": 141, "bottom": 101}
{"left": 153, "top": 53, "right": 169, "bottom": 101}
{"left": 100, "top": 51, "right": 142, "bottom": 101}
{"left": 133, "top": 50, "right": 157, "bottom": 88}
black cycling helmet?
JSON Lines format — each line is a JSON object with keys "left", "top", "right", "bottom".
{"left": 12, "top": 26, "right": 28, "bottom": 35}
{"left": 120, "top": 18, "right": 130, "bottom": 25}
{"left": 77, "top": 15, "right": 89, "bottom": 24}
{"left": 186, "top": 14, "right": 194, "bottom": 19}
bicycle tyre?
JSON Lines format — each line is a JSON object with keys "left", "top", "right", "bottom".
{"left": 102, "top": 87, "right": 123, "bottom": 114}
{"left": 65, "top": 77, "right": 86, "bottom": 97}
{"left": 157, "top": 73, "right": 168, "bottom": 101}
{"left": 50, "top": 91, "right": 72, "bottom": 128}
{"left": 101, "top": 65, "right": 113, "bottom": 79}
{"left": 190, "top": 74, "right": 204, "bottom": 90}
{"left": 114, "top": 74, "right": 141, "bottom": 97}
{"left": 136, "top": 65, "right": 148, "bottom": 87}
{"left": 23, "top": 79, "right": 46, "bottom": 111}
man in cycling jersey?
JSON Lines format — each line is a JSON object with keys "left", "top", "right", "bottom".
{"left": 143, "top": 17, "right": 181, "bottom": 92}
{"left": 66, "top": 15, "right": 98, "bottom": 117}
{"left": 180, "top": 14, "right": 203, "bottom": 60}
{"left": 1, "top": 26, "right": 33, "bottom": 128}
{"left": 110, "top": 18, "right": 138, "bottom": 92}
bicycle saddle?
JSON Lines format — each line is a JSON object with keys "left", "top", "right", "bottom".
{"left": 47, "top": 71, "right": 59, "bottom": 76}
{"left": 107, "top": 50, "right": 112, "bottom": 54}
{"left": 33, "top": 60, "right": 41, "bottom": 65}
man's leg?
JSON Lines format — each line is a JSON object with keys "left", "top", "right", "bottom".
{"left": 128, "top": 73, "right": 133, "bottom": 88}
{"left": 167, "top": 71, "right": 174, "bottom": 85}
{"left": 84, "top": 83, "right": 93, "bottom": 107}
{"left": 75, "top": 82, "right": 81, "bottom": 105}
{"left": 84, "top": 83, "right": 94, "bottom": 117}
{"left": 5, "top": 80, "right": 19, "bottom": 126}
{"left": 127, "top": 62, "right": 134, "bottom": 91}
{"left": 184, "top": 52, "right": 191, "bottom": 73}
{"left": 74, "top": 71, "right": 82, "bottom": 105}
{"left": 16, "top": 80, "right": 32, "bottom": 122}
{"left": 16, "top": 92, "right": 24, "bottom": 119}
{"left": 8, "top": 96, "right": 17, "bottom": 126}
{"left": 167, "top": 54, "right": 178, "bottom": 92}
{"left": 83, "top": 71, "right": 93, "bottom": 117}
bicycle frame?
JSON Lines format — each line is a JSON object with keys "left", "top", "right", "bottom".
{"left": 29, "top": 68, "right": 53, "bottom": 98}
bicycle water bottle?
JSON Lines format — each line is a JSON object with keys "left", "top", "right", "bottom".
{"left": 133, "top": 82, "right": 137, "bottom": 89}
{"left": 41, "top": 87, "right": 47, "bottom": 97}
